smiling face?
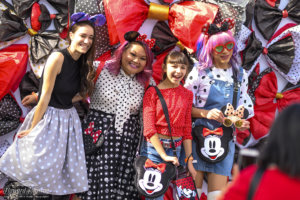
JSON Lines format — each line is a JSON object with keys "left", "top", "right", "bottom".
{"left": 121, "top": 43, "right": 147, "bottom": 75}
{"left": 212, "top": 40, "right": 234, "bottom": 69}
{"left": 69, "top": 24, "right": 94, "bottom": 55}
{"left": 163, "top": 62, "right": 187, "bottom": 87}
{"left": 212, "top": 38, "right": 234, "bottom": 69}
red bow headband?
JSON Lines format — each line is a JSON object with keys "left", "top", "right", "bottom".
{"left": 203, "top": 127, "right": 223, "bottom": 137}
{"left": 202, "top": 18, "right": 235, "bottom": 36}
{"left": 144, "top": 159, "right": 166, "bottom": 173}
{"left": 103, "top": 0, "right": 218, "bottom": 51}
{"left": 124, "top": 31, "right": 156, "bottom": 49}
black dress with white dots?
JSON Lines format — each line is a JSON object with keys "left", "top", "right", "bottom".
{"left": 78, "top": 67, "right": 144, "bottom": 200}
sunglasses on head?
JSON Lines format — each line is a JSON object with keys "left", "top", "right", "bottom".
{"left": 213, "top": 41, "right": 235, "bottom": 54}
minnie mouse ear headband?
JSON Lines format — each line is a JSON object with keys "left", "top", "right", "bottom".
{"left": 70, "top": 12, "right": 106, "bottom": 27}
{"left": 124, "top": 31, "right": 156, "bottom": 49}
{"left": 202, "top": 18, "right": 235, "bottom": 36}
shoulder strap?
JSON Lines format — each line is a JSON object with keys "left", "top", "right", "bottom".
{"left": 247, "top": 167, "right": 265, "bottom": 200}
{"left": 153, "top": 86, "right": 177, "bottom": 155}
{"left": 232, "top": 67, "right": 242, "bottom": 109}
{"left": 93, "top": 61, "right": 105, "bottom": 84}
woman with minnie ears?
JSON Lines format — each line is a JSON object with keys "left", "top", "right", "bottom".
{"left": 0, "top": 12, "right": 105, "bottom": 199}
{"left": 77, "top": 31, "right": 154, "bottom": 200}
{"left": 184, "top": 19, "right": 254, "bottom": 200}
{"left": 141, "top": 51, "right": 197, "bottom": 200}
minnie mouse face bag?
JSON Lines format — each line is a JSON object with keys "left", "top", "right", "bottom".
{"left": 192, "top": 125, "right": 233, "bottom": 163}
{"left": 134, "top": 156, "right": 176, "bottom": 198}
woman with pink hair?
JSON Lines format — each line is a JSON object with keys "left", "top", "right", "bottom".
{"left": 184, "top": 20, "right": 254, "bottom": 200}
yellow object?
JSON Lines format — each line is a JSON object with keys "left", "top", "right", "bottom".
{"left": 28, "top": 28, "right": 37, "bottom": 36}
{"left": 148, "top": 3, "right": 169, "bottom": 21}
{"left": 176, "top": 41, "right": 185, "bottom": 51}
{"left": 276, "top": 93, "right": 284, "bottom": 99}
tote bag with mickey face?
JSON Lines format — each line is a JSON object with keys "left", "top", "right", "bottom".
{"left": 134, "top": 156, "right": 176, "bottom": 198}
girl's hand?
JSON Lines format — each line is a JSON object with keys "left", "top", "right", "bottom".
{"left": 237, "top": 120, "right": 250, "bottom": 131}
{"left": 206, "top": 108, "right": 224, "bottom": 123}
{"left": 161, "top": 154, "right": 179, "bottom": 166}
{"left": 18, "top": 129, "right": 32, "bottom": 138}
{"left": 22, "top": 94, "right": 38, "bottom": 107}
{"left": 187, "top": 161, "right": 197, "bottom": 180}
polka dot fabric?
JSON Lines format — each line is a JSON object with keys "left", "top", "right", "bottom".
{"left": 0, "top": 94, "right": 22, "bottom": 136}
{"left": 29, "top": 39, "right": 69, "bottom": 78}
{"left": 0, "top": 106, "right": 89, "bottom": 195}
{"left": 90, "top": 67, "right": 144, "bottom": 134}
{"left": 78, "top": 110, "right": 141, "bottom": 200}
{"left": 74, "top": 0, "right": 101, "bottom": 15}
{"left": 0, "top": 139, "right": 10, "bottom": 158}
{"left": 185, "top": 66, "right": 254, "bottom": 118}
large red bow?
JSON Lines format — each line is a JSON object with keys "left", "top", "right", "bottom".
{"left": 0, "top": 44, "right": 28, "bottom": 100}
{"left": 248, "top": 65, "right": 300, "bottom": 140}
{"left": 103, "top": 0, "right": 218, "bottom": 51}
{"left": 144, "top": 159, "right": 166, "bottom": 173}
{"left": 203, "top": 127, "right": 223, "bottom": 137}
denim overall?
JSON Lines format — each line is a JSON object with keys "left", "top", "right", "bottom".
{"left": 191, "top": 67, "right": 243, "bottom": 176}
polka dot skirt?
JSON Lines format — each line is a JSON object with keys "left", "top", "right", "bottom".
{"left": 0, "top": 106, "right": 89, "bottom": 195}
{"left": 78, "top": 109, "right": 141, "bottom": 200}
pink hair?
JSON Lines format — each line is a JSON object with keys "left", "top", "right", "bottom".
{"left": 196, "top": 30, "right": 239, "bottom": 72}
{"left": 106, "top": 41, "right": 153, "bottom": 86}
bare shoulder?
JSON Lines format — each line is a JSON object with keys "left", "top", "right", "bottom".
{"left": 45, "top": 51, "right": 65, "bottom": 74}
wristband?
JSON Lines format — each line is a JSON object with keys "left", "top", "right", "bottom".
{"left": 185, "top": 153, "right": 193, "bottom": 163}
{"left": 32, "top": 92, "right": 38, "bottom": 102}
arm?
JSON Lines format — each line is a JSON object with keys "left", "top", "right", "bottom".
{"left": 185, "top": 67, "right": 224, "bottom": 123}
{"left": 72, "top": 93, "right": 84, "bottom": 103}
{"left": 18, "top": 52, "right": 64, "bottom": 138}
{"left": 183, "top": 91, "right": 197, "bottom": 178}
{"left": 149, "top": 134, "right": 179, "bottom": 166}
{"left": 22, "top": 92, "right": 38, "bottom": 107}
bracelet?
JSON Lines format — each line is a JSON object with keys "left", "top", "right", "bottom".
{"left": 32, "top": 92, "right": 38, "bottom": 102}
{"left": 185, "top": 153, "right": 193, "bottom": 163}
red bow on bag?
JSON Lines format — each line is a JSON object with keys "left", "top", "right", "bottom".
{"left": 145, "top": 159, "right": 166, "bottom": 173}
{"left": 248, "top": 65, "right": 300, "bottom": 140}
{"left": 103, "top": 0, "right": 218, "bottom": 51}
{"left": 84, "top": 122, "right": 102, "bottom": 143}
{"left": 203, "top": 127, "right": 223, "bottom": 137}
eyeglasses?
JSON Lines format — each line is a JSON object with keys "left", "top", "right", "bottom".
{"left": 213, "top": 41, "right": 235, "bottom": 54}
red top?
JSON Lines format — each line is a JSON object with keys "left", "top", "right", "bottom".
{"left": 143, "top": 85, "right": 193, "bottom": 141}
{"left": 223, "top": 165, "right": 300, "bottom": 200}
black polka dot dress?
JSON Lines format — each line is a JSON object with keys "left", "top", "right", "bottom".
{"left": 78, "top": 67, "right": 144, "bottom": 200}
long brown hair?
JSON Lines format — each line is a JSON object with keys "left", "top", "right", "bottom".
{"left": 67, "top": 21, "right": 96, "bottom": 96}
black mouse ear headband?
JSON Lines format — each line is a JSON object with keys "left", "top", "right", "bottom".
{"left": 202, "top": 18, "right": 235, "bottom": 36}
{"left": 124, "top": 31, "right": 156, "bottom": 49}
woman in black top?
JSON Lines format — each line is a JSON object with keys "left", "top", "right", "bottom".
{"left": 0, "top": 13, "right": 105, "bottom": 197}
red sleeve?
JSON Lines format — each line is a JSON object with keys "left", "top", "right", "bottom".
{"left": 143, "top": 87, "right": 158, "bottom": 139}
{"left": 183, "top": 90, "right": 193, "bottom": 141}
{"left": 223, "top": 165, "right": 257, "bottom": 200}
